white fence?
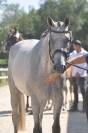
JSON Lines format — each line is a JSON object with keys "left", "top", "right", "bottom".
{"left": 0, "top": 68, "right": 8, "bottom": 80}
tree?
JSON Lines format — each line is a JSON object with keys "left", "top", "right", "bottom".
{"left": 36, "top": 0, "right": 88, "bottom": 48}
{"left": 0, "top": 0, "right": 88, "bottom": 50}
{"left": 0, "top": 3, "right": 26, "bottom": 50}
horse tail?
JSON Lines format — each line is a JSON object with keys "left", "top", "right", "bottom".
{"left": 18, "top": 93, "right": 25, "bottom": 130}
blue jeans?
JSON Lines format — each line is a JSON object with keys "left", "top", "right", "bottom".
{"left": 71, "top": 77, "right": 85, "bottom": 108}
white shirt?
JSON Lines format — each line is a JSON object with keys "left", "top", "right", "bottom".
{"left": 70, "top": 48, "right": 88, "bottom": 77}
{"left": 15, "top": 32, "right": 20, "bottom": 39}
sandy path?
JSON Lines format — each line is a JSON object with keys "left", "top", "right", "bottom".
{"left": 0, "top": 85, "right": 88, "bottom": 133}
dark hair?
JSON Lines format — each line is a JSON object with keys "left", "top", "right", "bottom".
{"left": 72, "top": 40, "right": 81, "bottom": 46}
{"left": 10, "top": 25, "right": 17, "bottom": 32}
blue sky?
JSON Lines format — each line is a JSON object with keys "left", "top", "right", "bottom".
{"left": 7, "top": 0, "right": 43, "bottom": 11}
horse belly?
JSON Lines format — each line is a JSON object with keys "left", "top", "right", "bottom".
{"left": 12, "top": 57, "right": 31, "bottom": 96}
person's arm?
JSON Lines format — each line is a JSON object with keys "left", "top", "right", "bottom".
{"left": 66, "top": 55, "right": 87, "bottom": 69}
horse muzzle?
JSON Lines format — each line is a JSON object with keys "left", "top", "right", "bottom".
{"left": 53, "top": 64, "right": 66, "bottom": 73}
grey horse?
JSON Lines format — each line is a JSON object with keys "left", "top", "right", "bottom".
{"left": 8, "top": 17, "right": 72, "bottom": 133}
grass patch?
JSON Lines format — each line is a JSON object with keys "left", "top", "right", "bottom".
{"left": 0, "top": 59, "right": 8, "bottom": 65}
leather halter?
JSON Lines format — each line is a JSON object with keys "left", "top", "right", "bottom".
{"left": 48, "top": 27, "right": 72, "bottom": 64}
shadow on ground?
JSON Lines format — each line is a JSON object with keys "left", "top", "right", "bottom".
{"left": 66, "top": 101, "right": 88, "bottom": 133}
{"left": 0, "top": 110, "right": 12, "bottom": 117}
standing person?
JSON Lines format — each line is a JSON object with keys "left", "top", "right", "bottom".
{"left": 5, "top": 25, "right": 23, "bottom": 51}
{"left": 67, "top": 52, "right": 88, "bottom": 120}
{"left": 69, "top": 40, "right": 88, "bottom": 112}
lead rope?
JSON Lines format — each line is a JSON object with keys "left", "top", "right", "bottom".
{"left": 66, "top": 61, "right": 88, "bottom": 71}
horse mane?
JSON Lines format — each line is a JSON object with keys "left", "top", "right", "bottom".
{"left": 41, "top": 29, "right": 49, "bottom": 38}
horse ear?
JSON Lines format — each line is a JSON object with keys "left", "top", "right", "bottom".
{"left": 64, "top": 17, "right": 70, "bottom": 27}
{"left": 47, "top": 16, "right": 55, "bottom": 27}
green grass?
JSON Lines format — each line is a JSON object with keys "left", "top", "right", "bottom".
{"left": 0, "top": 59, "right": 8, "bottom": 65}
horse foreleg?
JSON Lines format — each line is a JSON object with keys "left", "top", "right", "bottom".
{"left": 52, "top": 92, "right": 63, "bottom": 133}
{"left": 39, "top": 100, "right": 46, "bottom": 127}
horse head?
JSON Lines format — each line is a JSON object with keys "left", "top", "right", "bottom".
{"left": 47, "top": 17, "right": 72, "bottom": 73}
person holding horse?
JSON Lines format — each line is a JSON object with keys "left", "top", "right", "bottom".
{"left": 69, "top": 40, "right": 87, "bottom": 112}
{"left": 5, "top": 25, "right": 23, "bottom": 51}
{"left": 67, "top": 52, "right": 88, "bottom": 65}
{"left": 67, "top": 44, "right": 88, "bottom": 119}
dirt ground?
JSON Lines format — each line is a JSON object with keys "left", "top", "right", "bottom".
{"left": 0, "top": 85, "right": 88, "bottom": 133}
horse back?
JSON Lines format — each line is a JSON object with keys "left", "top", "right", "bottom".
{"left": 8, "top": 39, "right": 39, "bottom": 95}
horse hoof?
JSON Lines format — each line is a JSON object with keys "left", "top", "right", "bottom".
{"left": 28, "top": 110, "right": 33, "bottom": 115}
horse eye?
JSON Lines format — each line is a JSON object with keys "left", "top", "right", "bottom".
{"left": 64, "top": 37, "right": 69, "bottom": 43}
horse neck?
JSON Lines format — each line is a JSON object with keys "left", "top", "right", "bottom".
{"left": 41, "top": 35, "right": 53, "bottom": 75}
{"left": 33, "top": 35, "right": 52, "bottom": 75}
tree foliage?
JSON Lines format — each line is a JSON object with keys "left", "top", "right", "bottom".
{"left": 0, "top": 0, "right": 88, "bottom": 51}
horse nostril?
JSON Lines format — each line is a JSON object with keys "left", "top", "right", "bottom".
{"left": 53, "top": 64, "right": 66, "bottom": 73}
{"left": 53, "top": 65, "right": 58, "bottom": 71}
